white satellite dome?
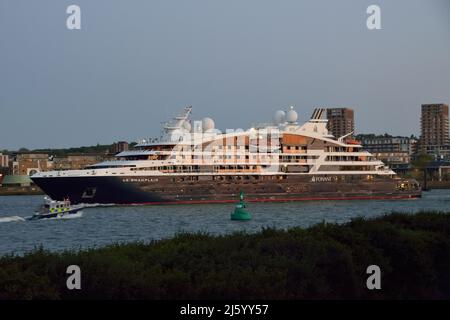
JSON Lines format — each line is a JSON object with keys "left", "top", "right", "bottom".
{"left": 182, "top": 120, "right": 191, "bottom": 132}
{"left": 273, "top": 110, "right": 286, "bottom": 124}
{"left": 202, "top": 117, "right": 215, "bottom": 131}
{"left": 286, "top": 106, "right": 298, "bottom": 123}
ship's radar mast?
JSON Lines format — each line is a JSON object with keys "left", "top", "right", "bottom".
{"left": 160, "top": 106, "right": 193, "bottom": 141}
{"left": 163, "top": 106, "right": 192, "bottom": 131}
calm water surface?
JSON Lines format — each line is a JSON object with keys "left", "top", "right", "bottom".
{"left": 1, "top": 190, "right": 450, "bottom": 255}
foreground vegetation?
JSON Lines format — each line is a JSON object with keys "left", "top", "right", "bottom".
{"left": 1, "top": 211, "right": 450, "bottom": 300}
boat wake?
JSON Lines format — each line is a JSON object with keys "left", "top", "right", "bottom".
{"left": 79, "top": 203, "right": 116, "bottom": 208}
{"left": 0, "top": 216, "right": 26, "bottom": 223}
{"left": 0, "top": 212, "right": 84, "bottom": 223}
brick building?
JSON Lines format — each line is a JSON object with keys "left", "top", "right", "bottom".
{"left": 13, "top": 153, "right": 49, "bottom": 176}
{"left": 0, "top": 153, "right": 9, "bottom": 168}
{"left": 420, "top": 103, "right": 449, "bottom": 157}
{"left": 326, "top": 108, "right": 355, "bottom": 139}
{"left": 111, "top": 141, "right": 129, "bottom": 154}
{"left": 52, "top": 155, "right": 108, "bottom": 170}
{"left": 358, "top": 135, "right": 417, "bottom": 172}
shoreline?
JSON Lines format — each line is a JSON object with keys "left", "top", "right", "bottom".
{"left": 0, "top": 187, "right": 44, "bottom": 196}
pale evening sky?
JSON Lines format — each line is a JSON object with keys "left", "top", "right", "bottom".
{"left": 1, "top": 0, "right": 449, "bottom": 150}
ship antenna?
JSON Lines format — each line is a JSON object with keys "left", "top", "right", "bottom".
{"left": 337, "top": 131, "right": 354, "bottom": 142}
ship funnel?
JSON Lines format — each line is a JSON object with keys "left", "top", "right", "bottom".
{"left": 310, "top": 108, "right": 325, "bottom": 120}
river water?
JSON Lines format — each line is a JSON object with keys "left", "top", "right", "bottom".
{"left": 1, "top": 190, "right": 449, "bottom": 256}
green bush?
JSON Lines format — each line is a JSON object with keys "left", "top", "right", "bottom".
{"left": 1, "top": 211, "right": 450, "bottom": 299}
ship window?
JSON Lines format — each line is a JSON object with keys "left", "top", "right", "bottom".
{"left": 82, "top": 187, "right": 97, "bottom": 199}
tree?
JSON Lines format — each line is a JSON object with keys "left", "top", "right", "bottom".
{"left": 411, "top": 153, "right": 433, "bottom": 190}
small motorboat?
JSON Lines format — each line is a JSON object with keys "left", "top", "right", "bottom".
{"left": 28, "top": 197, "right": 83, "bottom": 220}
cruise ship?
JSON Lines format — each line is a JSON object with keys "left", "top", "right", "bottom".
{"left": 31, "top": 106, "right": 421, "bottom": 204}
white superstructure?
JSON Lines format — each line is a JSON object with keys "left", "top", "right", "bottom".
{"left": 33, "top": 106, "right": 394, "bottom": 179}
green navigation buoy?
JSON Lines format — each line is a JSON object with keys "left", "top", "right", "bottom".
{"left": 231, "top": 191, "right": 252, "bottom": 220}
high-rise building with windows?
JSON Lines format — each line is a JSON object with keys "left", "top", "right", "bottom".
{"left": 326, "top": 108, "right": 355, "bottom": 139}
{"left": 420, "top": 103, "right": 449, "bottom": 156}
{"left": 0, "top": 153, "right": 9, "bottom": 168}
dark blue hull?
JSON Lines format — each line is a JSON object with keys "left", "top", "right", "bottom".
{"left": 31, "top": 176, "right": 162, "bottom": 204}
{"left": 30, "top": 174, "right": 421, "bottom": 205}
